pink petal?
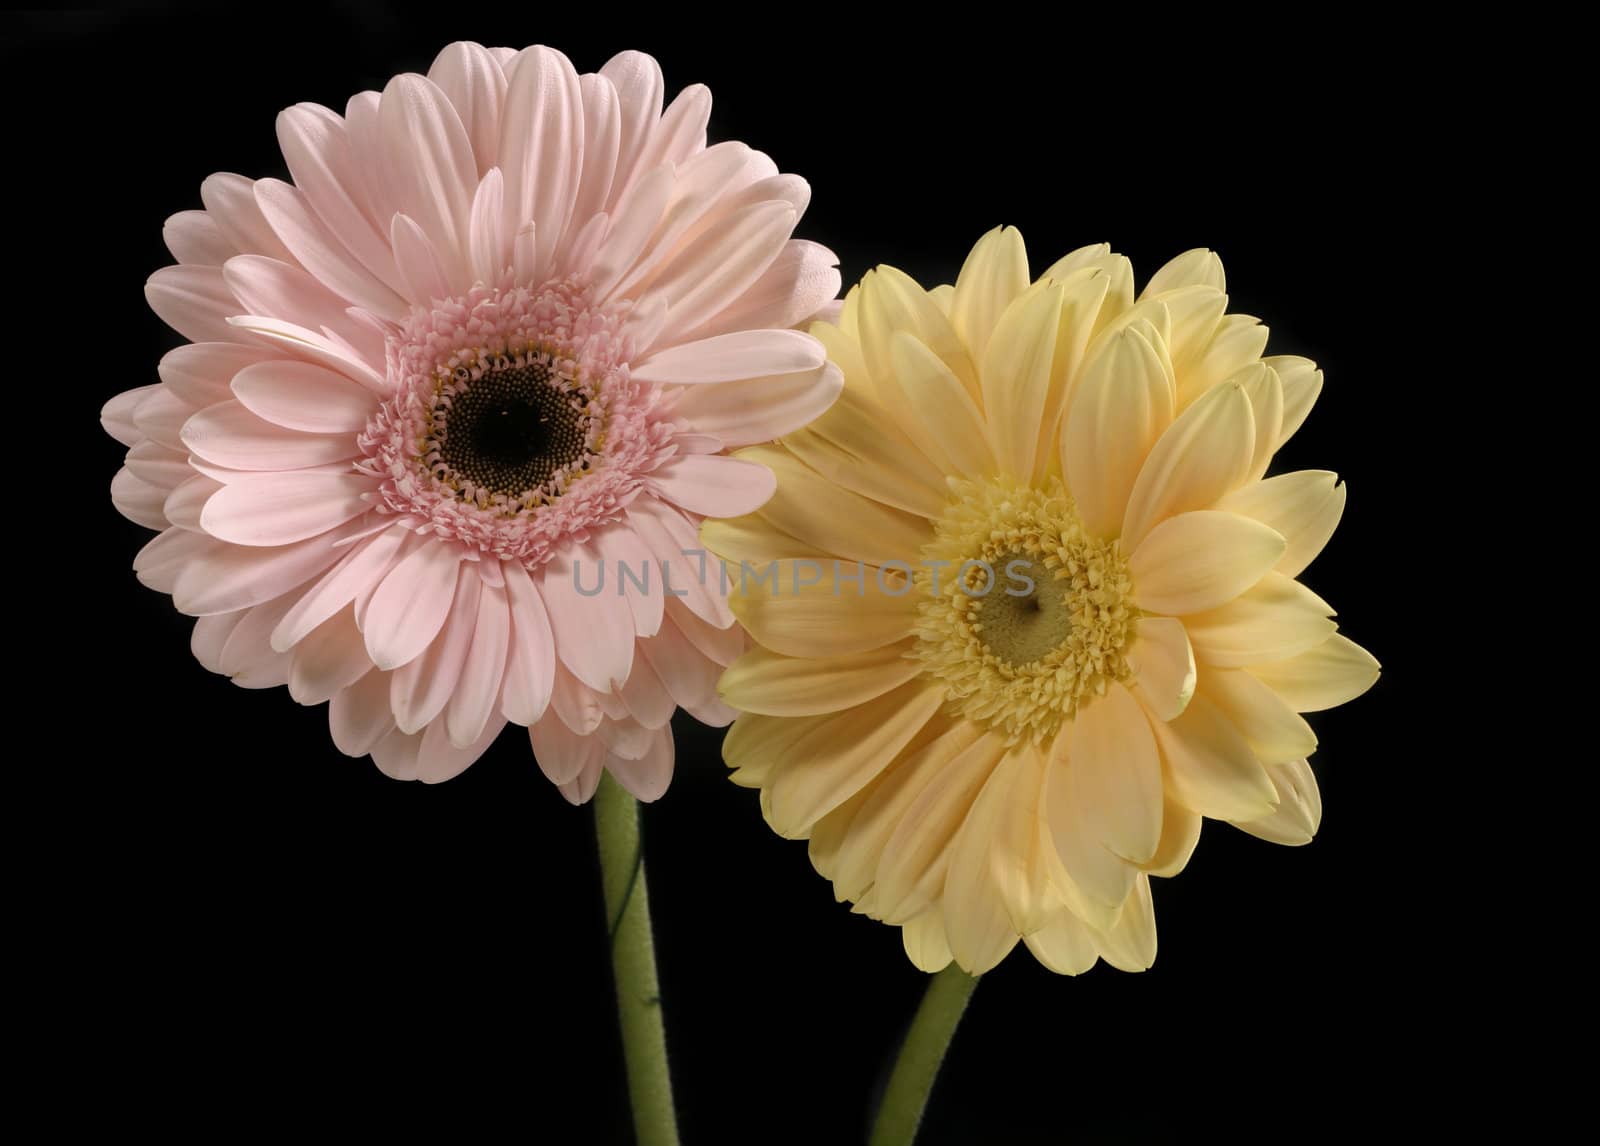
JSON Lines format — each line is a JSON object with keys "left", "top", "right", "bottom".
{"left": 222, "top": 254, "right": 372, "bottom": 350}
{"left": 539, "top": 543, "right": 636, "bottom": 691}
{"left": 226, "top": 315, "right": 387, "bottom": 394}
{"left": 389, "top": 212, "right": 454, "bottom": 305}
{"left": 631, "top": 82, "right": 710, "bottom": 182}
{"left": 425, "top": 42, "right": 508, "bottom": 176}
{"left": 288, "top": 607, "right": 373, "bottom": 705}
{"left": 200, "top": 173, "right": 298, "bottom": 263}
{"left": 647, "top": 454, "right": 776, "bottom": 517}
{"left": 146, "top": 265, "right": 240, "bottom": 343}
{"left": 416, "top": 715, "right": 505, "bottom": 784}
{"left": 181, "top": 400, "right": 359, "bottom": 471}
{"left": 158, "top": 343, "right": 271, "bottom": 407}
{"left": 272, "top": 523, "right": 416, "bottom": 651}
{"left": 500, "top": 560, "right": 557, "bottom": 725}
{"left": 626, "top": 500, "right": 734, "bottom": 627}
{"left": 253, "top": 177, "right": 408, "bottom": 320}
{"left": 164, "top": 210, "right": 233, "bottom": 266}
{"left": 330, "top": 670, "right": 396, "bottom": 756}
{"left": 497, "top": 46, "right": 582, "bottom": 285}
{"left": 162, "top": 473, "right": 223, "bottom": 531}
{"left": 131, "top": 386, "right": 198, "bottom": 450}
{"left": 681, "top": 239, "right": 841, "bottom": 342}
{"left": 362, "top": 540, "right": 464, "bottom": 670}
{"left": 632, "top": 328, "right": 824, "bottom": 385}
{"left": 199, "top": 472, "right": 374, "bottom": 546}
{"left": 230, "top": 360, "right": 379, "bottom": 433}
{"left": 275, "top": 102, "right": 404, "bottom": 292}
{"left": 101, "top": 384, "right": 159, "bottom": 446}
{"left": 192, "top": 611, "right": 245, "bottom": 673}
{"left": 370, "top": 726, "right": 423, "bottom": 780}
{"left": 606, "top": 728, "right": 675, "bottom": 802}
{"left": 390, "top": 567, "right": 481, "bottom": 733}
{"left": 217, "top": 593, "right": 298, "bottom": 687}
{"left": 467, "top": 168, "right": 508, "bottom": 285}
{"left": 170, "top": 524, "right": 359, "bottom": 615}
{"left": 134, "top": 527, "right": 211, "bottom": 593}
{"left": 637, "top": 614, "right": 719, "bottom": 709}
{"left": 124, "top": 440, "right": 194, "bottom": 490}
{"left": 644, "top": 201, "right": 796, "bottom": 345}
{"left": 529, "top": 713, "right": 606, "bottom": 786}
{"left": 446, "top": 578, "right": 511, "bottom": 747}
{"left": 598, "top": 51, "right": 664, "bottom": 207}
{"left": 592, "top": 524, "right": 662, "bottom": 638}
{"left": 669, "top": 362, "right": 842, "bottom": 448}
{"left": 379, "top": 73, "right": 476, "bottom": 292}
{"left": 111, "top": 467, "right": 170, "bottom": 530}
{"left": 588, "top": 164, "right": 672, "bottom": 300}
{"left": 570, "top": 73, "right": 620, "bottom": 239}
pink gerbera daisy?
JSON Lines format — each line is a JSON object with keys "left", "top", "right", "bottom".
{"left": 103, "top": 43, "right": 842, "bottom": 797}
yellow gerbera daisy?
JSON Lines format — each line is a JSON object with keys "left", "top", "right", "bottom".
{"left": 705, "top": 228, "right": 1379, "bottom": 975}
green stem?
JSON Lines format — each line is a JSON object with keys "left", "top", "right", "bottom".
{"left": 869, "top": 966, "right": 980, "bottom": 1146}
{"left": 594, "top": 772, "right": 679, "bottom": 1146}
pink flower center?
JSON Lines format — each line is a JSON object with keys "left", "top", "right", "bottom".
{"left": 357, "top": 279, "right": 677, "bottom": 566}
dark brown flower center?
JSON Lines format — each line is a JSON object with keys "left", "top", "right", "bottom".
{"left": 435, "top": 361, "right": 589, "bottom": 499}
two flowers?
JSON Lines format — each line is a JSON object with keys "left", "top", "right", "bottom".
{"left": 104, "top": 42, "right": 1376, "bottom": 978}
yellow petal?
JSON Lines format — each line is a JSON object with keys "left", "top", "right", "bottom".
{"left": 724, "top": 712, "right": 814, "bottom": 789}
{"left": 737, "top": 444, "right": 932, "bottom": 563}
{"left": 980, "top": 281, "right": 1065, "bottom": 480}
{"left": 1129, "top": 510, "right": 1286, "bottom": 616}
{"left": 1234, "top": 362, "right": 1283, "bottom": 483}
{"left": 701, "top": 510, "right": 826, "bottom": 566}
{"left": 837, "top": 283, "right": 862, "bottom": 339}
{"left": 1034, "top": 268, "right": 1115, "bottom": 476}
{"left": 1142, "top": 248, "right": 1226, "bottom": 295}
{"left": 858, "top": 265, "right": 979, "bottom": 398}
{"left": 811, "top": 320, "right": 872, "bottom": 401}
{"left": 1068, "top": 683, "right": 1163, "bottom": 863}
{"left": 729, "top": 558, "right": 920, "bottom": 657}
{"left": 1120, "top": 378, "right": 1256, "bottom": 550}
{"left": 1125, "top": 616, "right": 1197, "bottom": 722}
{"left": 874, "top": 730, "right": 1008, "bottom": 924}
{"left": 1217, "top": 470, "right": 1346, "bottom": 578}
{"left": 1230, "top": 758, "right": 1322, "bottom": 846}
{"left": 1142, "top": 795, "right": 1201, "bottom": 877}
{"left": 902, "top": 907, "right": 955, "bottom": 972}
{"left": 829, "top": 716, "right": 984, "bottom": 902}
{"left": 1092, "top": 874, "right": 1157, "bottom": 971}
{"left": 927, "top": 283, "right": 955, "bottom": 315}
{"left": 1161, "top": 285, "right": 1228, "bottom": 382}
{"left": 1198, "top": 666, "right": 1317, "bottom": 765}
{"left": 1063, "top": 320, "right": 1175, "bottom": 538}
{"left": 985, "top": 746, "right": 1055, "bottom": 936}
{"left": 944, "top": 746, "right": 1033, "bottom": 972}
{"left": 1177, "top": 313, "right": 1269, "bottom": 408}
{"left": 1247, "top": 632, "right": 1379, "bottom": 712}
{"left": 718, "top": 640, "right": 922, "bottom": 716}
{"left": 763, "top": 680, "right": 947, "bottom": 838}
{"left": 1022, "top": 907, "right": 1100, "bottom": 975}
{"left": 889, "top": 331, "right": 996, "bottom": 477}
{"left": 950, "top": 225, "right": 1029, "bottom": 363}
{"left": 784, "top": 387, "right": 949, "bottom": 518}
{"left": 1267, "top": 354, "right": 1322, "bottom": 449}
{"left": 1183, "top": 572, "right": 1337, "bottom": 668}
{"left": 1150, "top": 693, "right": 1276, "bottom": 820}
{"left": 1044, "top": 725, "right": 1138, "bottom": 908}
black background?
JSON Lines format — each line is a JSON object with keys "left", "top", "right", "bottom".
{"left": 17, "top": 8, "right": 1455, "bottom": 1143}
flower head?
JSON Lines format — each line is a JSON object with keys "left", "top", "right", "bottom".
{"left": 104, "top": 44, "right": 842, "bottom": 796}
{"left": 707, "top": 228, "right": 1378, "bottom": 974}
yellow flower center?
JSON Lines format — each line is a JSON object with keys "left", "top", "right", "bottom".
{"left": 911, "top": 476, "right": 1135, "bottom": 744}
